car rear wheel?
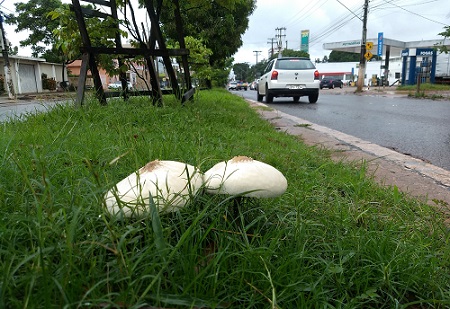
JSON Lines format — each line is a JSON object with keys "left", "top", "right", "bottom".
{"left": 257, "top": 89, "right": 263, "bottom": 102}
{"left": 340, "top": 83, "right": 343, "bottom": 88}
{"left": 293, "top": 96, "right": 299, "bottom": 102}
{"left": 331, "top": 83, "right": 335, "bottom": 89}
{"left": 308, "top": 92, "right": 319, "bottom": 103}
{"left": 265, "top": 85, "right": 273, "bottom": 103}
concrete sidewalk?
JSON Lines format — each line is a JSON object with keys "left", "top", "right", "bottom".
{"left": 0, "top": 92, "right": 76, "bottom": 106}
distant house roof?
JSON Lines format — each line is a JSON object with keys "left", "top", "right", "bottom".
{"left": 0, "top": 54, "right": 46, "bottom": 62}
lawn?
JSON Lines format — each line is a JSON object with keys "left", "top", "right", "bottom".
{"left": 0, "top": 89, "right": 449, "bottom": 308}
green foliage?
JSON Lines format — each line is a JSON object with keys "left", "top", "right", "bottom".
{"left": 0, "top": 90, "right": 449, "bottom": 307}
{"left": 171, "top": 36, "right": 213, "bottom": 87}
{"left": 41, "top": 73, "right": 57, "bottom": 90}
{"left": 233, "top": 62, "right": 251, "bottom": 81}
{"left": 329, "top": 50, "right": 360, "bottom": 62}
{"left": 437, "top": 26, "right": 450, "bottom": 53}
{"left": 252, "top": 59, "right": 269, "bottom": 78}
{"left": 160, "top": 1, "right": 256, "bottom": 70}
{"left": 6, "top": 0, "right": 63, "bottom": 61}
{"left": 210, "top": 58, "right": 235, "bottom": 87}
{"left": 398, "top": 83, "right": 450, "bottom": 91}
{"left": 49, "top": 5, "right": 127, "bottom": 75}
{"left": 272, "top": 49, "right": 310, "bottom": 59}
{"left": 8, "top": 0, "right": 256, "bottom": 88}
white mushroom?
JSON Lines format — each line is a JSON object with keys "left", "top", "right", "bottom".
{"left": 204, "top": 156, "right": 287, "bottom": 198}
{"left": 105, "top": 160, "right": 204, "bottom": 218}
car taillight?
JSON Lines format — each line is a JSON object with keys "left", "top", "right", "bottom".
{"left": 271, "top": 71, "right": 278, "bottom": 80}
{"left": 314, "top": 70, "right": 320, "bottom": 80}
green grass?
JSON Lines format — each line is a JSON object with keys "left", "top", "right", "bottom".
{"left": 1, "top": 89, "right": 450, "bottom": 308}
{"left": 398, "top": 83, "right": 450, "bottom": 92}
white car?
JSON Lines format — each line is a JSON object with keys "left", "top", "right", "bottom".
{"left": 108, "top": 80, "right": 133, "bottom": 90}
{"left": 227, "top": 81, "right": 237, "bottom": 90}
{"left": 257, "top": 57, "right": 320, "bottom": 103}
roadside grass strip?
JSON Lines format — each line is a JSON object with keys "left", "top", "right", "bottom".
{"left": 0, "top": 89, "right": 449, "bottom": 308}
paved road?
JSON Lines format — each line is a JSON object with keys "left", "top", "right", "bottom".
{"left": 239, "top": 88, "right": 450, "bottom": 172}
{"left": 0, "top": 99, "right": 65, "bottom": 122}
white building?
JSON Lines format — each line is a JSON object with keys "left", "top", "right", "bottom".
{"left": 0, "top": 55, "right": 68, "bottom": 95}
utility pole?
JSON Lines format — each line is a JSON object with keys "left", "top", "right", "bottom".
{"left": 356, "top": 0, "right": 369, "bottom": 92}
{"left": 0, "top": 12, "right": 15, "bottom": 99}
{"left": 275, "top": 27, "right": 286, "bottom": 54}
{"left": 267, "top": 38, "right": 276, "bottom": 58}
{"left": 253, "top": 50, "right": 261, "bottom": 64}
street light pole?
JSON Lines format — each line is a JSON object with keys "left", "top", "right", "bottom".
{"left": 253, "top": 50, "right": 261, "bottom": 64}
{"left": 0, "top": 12, "right": 15, "bottom": 100}
{"left": 356, "top": 0, "right": 369, "bottom": 92}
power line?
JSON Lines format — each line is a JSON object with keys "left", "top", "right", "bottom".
{"left": 381, "top": 0, "right": 449, "bottom": 26}
{"left": 0, "top": 3, "right": 14, "bottom": 14}
{"left": 285, "top": 0, "right": 329, "bottom": 29}
{"left": 335, "top": 0, "right": 362, "bottom": 21}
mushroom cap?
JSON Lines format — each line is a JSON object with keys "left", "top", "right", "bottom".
{"left": 105, "top": 160, "right": 204, "bottom": 218}
{"left": 204, "top": 156, "right": 287, "bottom": 198}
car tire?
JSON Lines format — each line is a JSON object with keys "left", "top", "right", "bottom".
{"left": 308, "top": 92, "right": 319, "bottom": 103}
{"left": 331, "top": 84, "right": 335, "bottom": 89}
{"left": 340, "top": 83, "right": 343, "bottom": 88}
{"left": 293, "top": 96, "right": 300, "bottom": 102}
{"left": 265, "top": 85, "right": 273, "bottom": 103}
{"left": 257, "top": 90, "right": 263, "bottom": 102}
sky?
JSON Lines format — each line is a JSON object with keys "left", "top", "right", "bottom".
{"left": 233, "top": 0, "right": 450, "bottom": 65}
{"left": 1, "top": 0, "right": 449, "bottom": 63}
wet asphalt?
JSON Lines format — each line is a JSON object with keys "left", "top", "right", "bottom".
{"left": 239, "top": 88, "right": 450, "bottom": 172}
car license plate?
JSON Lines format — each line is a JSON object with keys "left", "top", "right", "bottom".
{"left": 288, "top": 85, "right": 304, "bottom": 89}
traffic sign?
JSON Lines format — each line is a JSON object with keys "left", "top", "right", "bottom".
{"left": 364, "top": 51, "right": 373, "bottom": 60}
{"left": 366, "top": 42, "right": 373, "bottom": 50}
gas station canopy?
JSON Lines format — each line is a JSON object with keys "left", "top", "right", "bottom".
{"left": 323, "top": 38, "right": 447, "bottom": 57}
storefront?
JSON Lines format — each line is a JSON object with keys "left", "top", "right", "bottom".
{"left": 401, "top": 48, "right": 437, "bottom": 85}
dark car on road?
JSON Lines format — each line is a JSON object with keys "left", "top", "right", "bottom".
{"left": 235, "top": 81, "right": 248, "bottom": 91}
{"left": 320, "top": 77, "right": 343, "bottom": 89}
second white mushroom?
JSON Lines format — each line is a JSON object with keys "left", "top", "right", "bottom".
{"left": 204, "top": 156, "right": 287, "bottom": 198}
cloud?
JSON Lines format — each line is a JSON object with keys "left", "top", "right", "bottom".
{"left": 234, "top": 0, "right": 450, "bottom": 64}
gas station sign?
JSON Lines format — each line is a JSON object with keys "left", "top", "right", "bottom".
{"left": 377, "top": 32, "right": 383, "bottom": 56}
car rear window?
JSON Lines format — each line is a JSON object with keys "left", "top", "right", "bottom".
{"left": 275, "top": 59, "right": 315, "bottom": 70}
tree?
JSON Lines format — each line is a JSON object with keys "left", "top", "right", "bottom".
{"left": 48, "top": 0, "right": 255, "bottom": 88}
{"left": 6, "top": 0, "right": 63, "bottom": 61}
{"left": 233, "top": 62, "right": 251, "bottom": 81}
{"left": 252, "top": 59, "right": 269, "bottom": 79}
{"left": 271, "top": 49, "right": 310, "bottom": 60}
{"left": 172, "top": 36, "right": 213, "bottom": 87}
{"left": 328, "top": 50, "right": 360, "bottom": 62}
{"left": 437, "top": 26, "right": 450, "bottom": 53}
{"left": 49, "top": 4, "right": 126, "bottom": 75}
{"left": 160, "top": 0, "right": 256, "bottom": 86}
